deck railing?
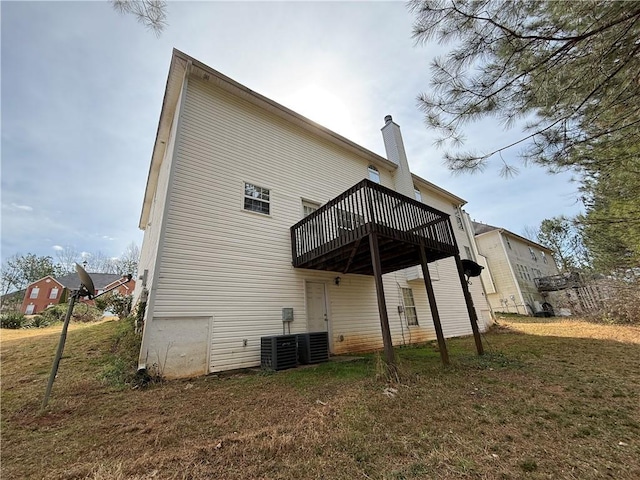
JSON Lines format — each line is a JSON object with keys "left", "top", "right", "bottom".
{"left": 535, "top": 272, "right": 582, "bottom": 291}
{"left": 291, "top": 179, "right": 457, "bottom": 267}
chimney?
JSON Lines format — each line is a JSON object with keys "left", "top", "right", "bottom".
{"left": 381, "top": 115, "right": 415, "bottom": 198}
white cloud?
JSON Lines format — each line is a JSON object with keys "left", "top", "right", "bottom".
{"left": 52, "top": 245, "right": 64, "bottom": 251}
{"left": 10, "top": 203, "right": 33, "bottom": 211}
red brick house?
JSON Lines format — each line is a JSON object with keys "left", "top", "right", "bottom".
{"left": 20, "top": 273, "right": 135, "bottom": 315}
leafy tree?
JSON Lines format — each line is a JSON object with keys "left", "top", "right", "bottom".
{"left": 111, "top": 0, "right": 167, "bottom": 35}
{"left": 1, "top": 254, "right": 65, "bottom": 302}
{"left": 410, "top": 0, "right": 640, "bottom": 175}
{"left": 536, "top": 216, "right": 589, "bottom": 272}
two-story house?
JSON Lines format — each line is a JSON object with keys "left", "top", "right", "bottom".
{"left": 472, "top": 222, "right": 561, "bottom": 315}
{"left": 21, "top": 272, "right": 135, "bottom": 315}
{"left": 133, "top": 50, "right": 493, "bottom": 378}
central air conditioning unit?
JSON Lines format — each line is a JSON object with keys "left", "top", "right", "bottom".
{"left": 260, "top": 335, "right": 298, "bottom": 371}
{"left": 297, "top": 332, "right": 329, "bottom": 364}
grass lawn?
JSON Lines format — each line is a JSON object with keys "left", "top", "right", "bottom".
{"left": 1, "top": 316, "right": 639, "bottom": 479}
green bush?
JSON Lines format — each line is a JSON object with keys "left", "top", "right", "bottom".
{"left": 100, "top": 316, "right": 145, "bottom": 388}
{"left": 1, "top": 312, "right": 26, "bottom": 329}
{"left": 99, "top": 292, "right": 133, "bottom": 320}
{"left": 41, "top": 302, "right": 103, "bottom": 323}
{"left": 25, "top": 315, "right": 51, "bottom": 328}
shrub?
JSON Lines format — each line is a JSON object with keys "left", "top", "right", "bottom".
{"left": 41, "top": 302, "right": 102, "bottom": 324}
{"left": 100, "top": 292, "right": 133, "bottom": 320}
{"left": 1, "top": 312, "right": 25, "bottom": 329}
{"left": 26, "top": 315, "right": 51, "bottom": 328}
{"left": 100, "top": 316, "right": 145, "bottom": 388}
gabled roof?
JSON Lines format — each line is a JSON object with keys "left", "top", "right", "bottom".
{"left": 140, "top": 49, "right": 469, "bottom": 227}
{"left": 472, "top": 221, "right": 554, "bottom": 253}
{"left": 54, "top": 272, "right": 124, "bottom": 290}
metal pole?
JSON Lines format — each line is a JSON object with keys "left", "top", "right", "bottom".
{"left": 453, "top": 254, "right": 484, "bottom": 355}
{"left": 42, "top": 291, "right": 78, "bottom": 409}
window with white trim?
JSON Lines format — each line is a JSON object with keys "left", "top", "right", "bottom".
{"left": 243, "top": 182, "right": 270, "bottom": 215}
{"left": 505, "top": 236, "right": 512, "bottom": 249}
{"left": 541, "top": 251, "right": 548, "bottom": 264}
{"left": 49, "top": 288, "right": 59, "bottom": 299}
{"left": 302, "top": 200, "right": 319, "bottom": 218}
{"left": 464, "top": 246, "right": 473, "bottom": 260}
{"left": 368, "top": 165, "right": 380, "bottom": 184}
{"left": 25, "top": 304, "right": 35, "bottom": 315}
{"left": 401, "top": 288, "right": 419, "bottom": 326}
{"left": 529, "top": 247, "right": 537, "bottom": 261}
{"left": 414, "top": 185, "right": 422, "bottom": 202}
{"left": 30, "top": 287, "right": 40, "bottom": 299}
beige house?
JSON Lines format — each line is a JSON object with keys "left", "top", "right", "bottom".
{"left": 133, "top": 49, "right": 493, "bottom": 378}
{"left": 473, "top": 222, "right": 561, "bottom": 315}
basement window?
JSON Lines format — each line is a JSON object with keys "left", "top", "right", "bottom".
{"left": 401, "top": 288, "right": 419, "bottom": 326}
{"left": 244, "top": 182, "right": 270, "bottom": 215}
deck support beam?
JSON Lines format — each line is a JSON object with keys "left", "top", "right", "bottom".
{"left": 454, "top": 254, "right": 484, "bottom": 355}
{"left": 419, "top": 246, "right": 449, "bottom": 365}
{"left": 369, "top": 233, "right": 395, "bottom": 367}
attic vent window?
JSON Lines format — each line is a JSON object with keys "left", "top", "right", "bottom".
{"left": 414, "top": 185, "right": 422, "bottom": 202}
{"left": 244, "top": 182, "right": 270, "bottom": 215}
{"left": 368, "top": 165, "right": 380, "bottom": 184}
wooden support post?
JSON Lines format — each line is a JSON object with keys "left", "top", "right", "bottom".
{"left": 368, "top": 233, "right": 395, "bottom": 367}
{"left": 454, "top": 254, "right": 484, "bottom": 355}
{"left": 419, "top": 246, "right": 449, "bottom": 365}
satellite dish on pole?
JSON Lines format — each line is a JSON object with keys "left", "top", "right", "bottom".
{"left": 75, "top": 263, "right": 95, "bottom": 299}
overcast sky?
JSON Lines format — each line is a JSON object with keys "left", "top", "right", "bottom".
{"left": 1, "top": 1, "right": 583, "bottom": 265}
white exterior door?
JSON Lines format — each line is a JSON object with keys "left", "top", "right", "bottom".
{"left": 306, "top": 281, "right": 328, "bottom": 333}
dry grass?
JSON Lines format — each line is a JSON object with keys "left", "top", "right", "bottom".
{"left": 1, "top": 316, "right": 639, "bottom": 479}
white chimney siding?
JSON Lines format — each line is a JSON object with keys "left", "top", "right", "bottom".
{"left": 381, "top": 115, "right": 415, "bottom": 199}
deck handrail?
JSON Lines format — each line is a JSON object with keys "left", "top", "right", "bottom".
{"left": 291, "top": 179, "right": 456, "bottom": 265}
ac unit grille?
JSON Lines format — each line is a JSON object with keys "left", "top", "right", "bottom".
{"left": 261, "top": 335, "right": 298, "bottom": 371}
{"left": 297, "top": 332, "right": 329, "bottom": 364}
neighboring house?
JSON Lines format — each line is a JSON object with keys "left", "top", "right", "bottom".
{"left": 472, "top": 222, "right": 561, "bottom": 315}
{"left": 21, "top": 273, "right": 135, "bottom": 315}
{"left": 133, "top": 49, "right": 493, "bottom": 379}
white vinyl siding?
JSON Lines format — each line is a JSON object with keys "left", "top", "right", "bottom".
{"left": 139, "top": 73, "right": 491, "bottom": 376}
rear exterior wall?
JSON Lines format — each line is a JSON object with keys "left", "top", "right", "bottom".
{"left": 138, "top": 74, "right": 488, "bottom": 377}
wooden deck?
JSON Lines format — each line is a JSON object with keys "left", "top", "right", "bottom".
{"left": 290, "top": 179, "right": 458, "bottom": 275}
